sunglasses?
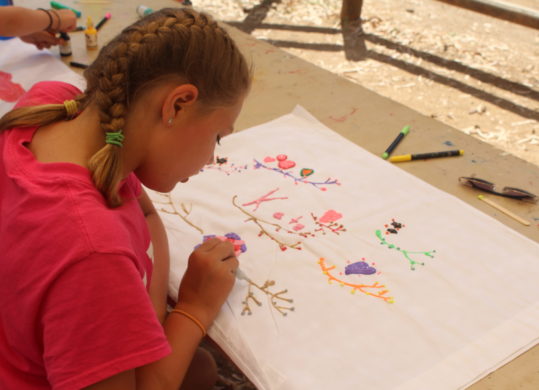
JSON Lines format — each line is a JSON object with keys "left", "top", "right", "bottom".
{"left": 459, "top": 177, "right": 537, "bottom": 202}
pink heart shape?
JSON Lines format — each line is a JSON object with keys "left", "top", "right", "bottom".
{"left": 319, "top": 210, "right": 343, "bottom": 223}
{"left": 276, "top": 154, "right": 288, "bottom": 161}
{"left": 264, "top": 156, "right": 276, "bottom": 163}
{"left": 278, "top": 160, "right": 296, "bottom": 170}
{"left": 273, "top": 212, "right": 284, "bottom": 220}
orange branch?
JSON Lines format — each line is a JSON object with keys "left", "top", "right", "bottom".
{"left": 318, "top": 258, "right": 394, "bottom": 303}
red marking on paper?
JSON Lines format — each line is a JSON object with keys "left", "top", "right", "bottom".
{"left": 0, "top": 71, "right": 25, "bottom": 102}
{"left": 319, "top": 210, "right": 343, "bottom": 223}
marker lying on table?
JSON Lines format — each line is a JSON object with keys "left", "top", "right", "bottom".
{"left": 477, "top": 195, "right": 530, "bottom": 226}
{"left": 50, "top": 1, "right": 81, "bottom": 18}
{"left": 69, "top": 61, "right": 89, "bottom": 69}
{"left": 389, "top": 149, "right": 463, "bottom": 163}
{"left": 382, "top": 125, "right": 410, "bottom": 159}
{"left": 95, "top": 13, "right": 111, "bottom": 31}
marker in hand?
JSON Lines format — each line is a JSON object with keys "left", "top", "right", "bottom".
{"left": 196, "top": 233, "right": 248, "bottom": 279}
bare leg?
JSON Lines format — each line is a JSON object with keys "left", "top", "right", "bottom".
{"left": 180, "top": 347, "right": 218, "bottom": 390}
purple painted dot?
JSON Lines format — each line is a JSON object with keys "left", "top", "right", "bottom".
{"left": 344, "top": 261, "right": 376, "bottom": 275}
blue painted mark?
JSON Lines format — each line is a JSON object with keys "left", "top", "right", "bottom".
{"left": 443, "top": 140, "right": 455, "bottom": 146}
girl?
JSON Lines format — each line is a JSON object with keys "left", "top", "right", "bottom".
{"left": 0, "top": 7, "right": 251, "bottom": 390}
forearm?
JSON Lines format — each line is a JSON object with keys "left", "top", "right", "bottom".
{"left": 146, "top": 211, "right": 170, "bottom": 324}
{"left": 136, "top": 310, "right": 205, "bottom": 389}
{"left": 0, "top": 7, "right": 50, "bottom": 36}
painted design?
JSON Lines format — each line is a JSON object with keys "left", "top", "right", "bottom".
{"left": 233, "top": 196, "right": 347, "bottom": 251}
{"left": 0, "top": 71, "right": 25, "bottom": 102}
{"left": 202, "top": 160, "right": 249, "bottom": 175}
{"left": 241, "top": 188, "right": 288, "bottom": 211}
{"left": 195, "top": 232, "right": 247, "bottom": 257}
{"left": 345, "top": 260, "right": 376, "bottom": 275}
{"left": 319, "top": 210, "right": 342, "bottom": 224}
{"left": 241, "top": 278, "right": 294, "bottom": 316}
{"left": 253, "top": 159, "right": 341, "bottom": 191}
{"left": 152, "top": 192, "right": 203, "bottom": 234}
{"left": 232, "top": 195, "right": 302, "bottom": 251}
{"left": 318, "top": 258, "right": 393, "bottom": 303}
{"left": 375, "top": 219, "right": 436, "bottom": 270}
{"left": 300, "top": 168, "right": 314, "bottom": 177}
{"left": 385, "top": 219, "right": 404, "bottom": 235}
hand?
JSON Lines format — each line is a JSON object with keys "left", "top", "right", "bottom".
{"left": 52, "top": 9, "right": 77, "bottom": 33}
{"left": 176, "top": 238, "right": 239, "bottom": 328}
{"left": 19, "top": 31, "right": 60, "bottom": 50}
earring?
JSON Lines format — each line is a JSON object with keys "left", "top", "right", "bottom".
{"left": 167, "top": 118, "right": 173, "bottom": 126}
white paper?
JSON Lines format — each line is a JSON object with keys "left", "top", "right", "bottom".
{"left": 150, "top": 107, "right": 539, "bottom": 390}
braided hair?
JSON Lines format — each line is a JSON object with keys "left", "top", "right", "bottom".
{"left": 0, "top": 8, "right": 251, "bottom": 207}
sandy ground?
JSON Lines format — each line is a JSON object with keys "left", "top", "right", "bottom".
{"left": 187, "top": 0, "right": 539, "bottom": 388}
{"left": 194, "top": 0, "right": 539, "bottom": 168}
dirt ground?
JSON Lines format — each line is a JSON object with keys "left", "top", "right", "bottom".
{"left": 195, "top": 0, "right": 539, "bottom": 168}
{"left": 190, "top": 0, "right": 539, "bottom": 388}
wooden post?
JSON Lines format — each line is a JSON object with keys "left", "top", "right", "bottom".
{"left": 341, "top": 0, "right": 364, "bottom": 23}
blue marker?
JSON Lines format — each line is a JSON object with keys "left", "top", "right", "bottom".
{"left": 382, "top": 125, "right": 410, "bottom": 159}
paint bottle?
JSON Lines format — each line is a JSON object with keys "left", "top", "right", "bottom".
{"left": 84, "top": 17, "right": 98, "bottom": 50}
{"left": 59, "top": 32, "right": 72, "bottom": 57}
{"left": 136, "top": 5, "right": 153, "bottom": 18}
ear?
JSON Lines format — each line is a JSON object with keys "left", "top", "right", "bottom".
{"left": 161, "top": 84, "right": 199, "bottom": 126}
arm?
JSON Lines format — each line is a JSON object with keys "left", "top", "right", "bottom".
{"left": 0, "top": 6, "right": 76, "bottom": 36}
{"left": 84, "top": 239, "right": 239, "bottom": 390}
{"left": 138, "top": 189, "right": 170, "bottom": 324}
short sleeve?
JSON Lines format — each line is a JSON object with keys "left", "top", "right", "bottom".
{"left": 41, "top": 253, "right": 171, "bottom": 389}
{"left": 14, "top": 81, "right": 82, "bottom": 109}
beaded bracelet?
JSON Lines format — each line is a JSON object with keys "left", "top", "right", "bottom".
{"left": 37, "top": 8, "right": 53, "bottom": 31}
{"left": 170, "top": 309, "right": 207, "bottom": 337}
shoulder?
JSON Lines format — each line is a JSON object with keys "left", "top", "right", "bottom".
{"left": 14, "top": 81, "right": 82, "bottom": 108}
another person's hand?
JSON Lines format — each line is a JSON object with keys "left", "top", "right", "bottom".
{"left": 176, "top": 238, "right": 238, "bottom": 328}
{"left": 19, "top": 31, "right": 60, "bottom": 50}
{"left": 52, "top": 9, "right": 77, "bottom": 33}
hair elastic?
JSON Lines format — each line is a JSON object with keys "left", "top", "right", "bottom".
{"left": 63, "top": 100, "right": 78, "bottom": 118}
{"left": 105, "top": 131, "right": 125, "bottom": 147}
{"left": 170, "top": 309, "right": 207, "bottom": 337}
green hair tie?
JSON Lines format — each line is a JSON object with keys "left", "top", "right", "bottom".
{"left": 105, "top": 131, "right": 125, "bottom": 147}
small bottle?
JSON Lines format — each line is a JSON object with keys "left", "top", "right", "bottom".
{"left": 59, "top": 32, "right": 72, "bottom": 57}
{"left": 136, "top": 5, "right": 153, "bottom": 18}
{"left": 84, "top": 17, "right": 98, "bottom": 50}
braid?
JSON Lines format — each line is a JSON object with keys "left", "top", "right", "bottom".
{"left": 83, "top": 7, "right": 251, "bottom": 207}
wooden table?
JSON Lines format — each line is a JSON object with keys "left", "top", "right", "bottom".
{"left": 16, "top": 0, "right": 539, "bottom": 387}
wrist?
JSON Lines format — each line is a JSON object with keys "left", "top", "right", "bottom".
{"left": 173, "top": 302, "right": 214, "bottom": 331}
{"left": 37, "top": 8, "right": 52, "bottom": 31}
{"left": 169, "top": 308, "right": 207, "bottom": 337}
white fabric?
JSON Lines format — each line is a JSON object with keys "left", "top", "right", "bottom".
{"left": 150, "top": 106, "right": 539, "bottom": 390}
{"left": 0, "top": 38, "right": 85, "bottom": 116}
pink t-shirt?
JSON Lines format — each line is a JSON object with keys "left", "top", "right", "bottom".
{"left": 0, "top": 82, "right": 171, "bottom": 389}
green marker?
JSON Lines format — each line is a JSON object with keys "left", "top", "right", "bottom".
{"left": 50, "top": 1, "right": 82, "bottom": 18}
{"left": 382, "top": 125, "right": 410, "bottom": 159}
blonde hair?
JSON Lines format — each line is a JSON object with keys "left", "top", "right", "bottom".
{"left": 0, "top": 8, "right": 251, "bottom": 207}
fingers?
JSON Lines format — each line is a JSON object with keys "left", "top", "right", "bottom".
{"left": 198, "top": 238, "right": 235, "bottom": 261}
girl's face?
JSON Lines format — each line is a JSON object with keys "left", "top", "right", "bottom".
{"left": 136, "top": 97, "right": 245, "bottom": 193}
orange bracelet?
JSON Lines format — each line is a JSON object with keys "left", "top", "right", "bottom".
{"left": 170, "top": 309, "right": 207, "bottom": 337}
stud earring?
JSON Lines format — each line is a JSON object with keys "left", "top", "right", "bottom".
{"left": 167, "top": 118, "right": 173, "bottom": 126}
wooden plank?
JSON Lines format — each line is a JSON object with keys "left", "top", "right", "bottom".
{"left": 435, "top": 0, "right": 539, "bottom": 29}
